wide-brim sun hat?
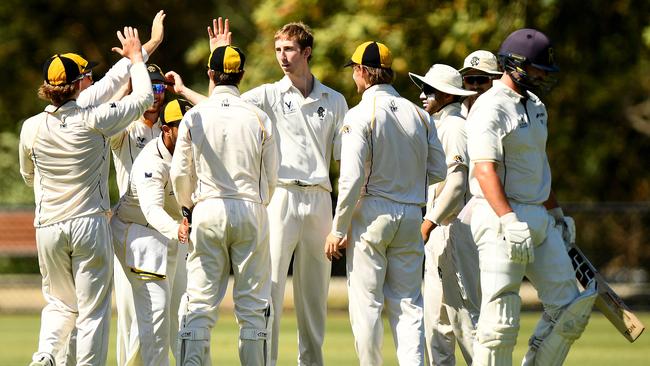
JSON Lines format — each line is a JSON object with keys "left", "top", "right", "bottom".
{"left": 409, "top": 64, "right": 476, "bottom": 96}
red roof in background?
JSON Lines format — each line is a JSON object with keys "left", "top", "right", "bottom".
{"left": 0, "top": 211, "right": 36, "bottom": 255}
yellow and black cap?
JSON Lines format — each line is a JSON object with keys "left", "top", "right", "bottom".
{"left": 160, "top": 98, "right": 193, "bottom": 126}
{"left": 344, "top": 41, "right": 392, "bottom": 69}
{"left": 147, "top": 63, "right": 166, "bottom": 83}
{"left": 208, "top": 45, "right": 245, "bottom": 74}
{"left": 43, "top": 53, "right": 97, "bottom": 86}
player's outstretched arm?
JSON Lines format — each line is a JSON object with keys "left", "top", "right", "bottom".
{"left": 165, "top": 71, "right": 208, "bottom": 105}
{"left": 143, "top": 10, "right": 166, "bottom": 56}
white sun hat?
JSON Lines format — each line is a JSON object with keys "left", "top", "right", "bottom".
{"left": 409, "top": 64, "right": 477, "bottom": 96}
{"left": 459, "top": 50, "right": 502, "bottom": 75}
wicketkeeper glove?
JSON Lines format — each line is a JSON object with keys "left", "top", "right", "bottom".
{"left": 500, "top": 212, "right": 534, "bottom": 264}
{"left": 548, "top": 207, "right": 576, "bottom": 244}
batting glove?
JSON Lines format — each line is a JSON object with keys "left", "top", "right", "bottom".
{"left": 549, "top": 207, "right": 576, "bottom": 244}
{"left": 500, "top": 212, "right": 534, "bottom": 264}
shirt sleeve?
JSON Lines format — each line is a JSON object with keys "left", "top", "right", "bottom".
{"left": 170, "top": 116, "right": 196, "bottom": 210}
{"left": 426, "top": 114, "right": 447, "bottom": 184}
{"left": 241, "top": 85, "right": 268, "bottom": 110}
{"left": 467, "top": 104, "right": 506, "bottom": 163}
{"left": 261, "top": 114, "right": 279, "bottom": 202}
{"left": 77, "top": 47, "right": 149, "bottom": 108}
{"left": 134, "top": 157, "right": 181, "bottom": 241}
{"left": 332, "top": 95, "right": 349, "bottom": 162}
{"left": 424, "top": 165, "right": 468, "bottom": 224}
{"left": 87, "top": 62, "right": 153, "bottom": 137}
{"left": 440, "top": 118, "right": 469, "bottom": 169}
{"left": 331, "top": 112, "right": 369, "bottom": 238}
{"left": 18, "top": 120, "right": 36, "bottom": 187}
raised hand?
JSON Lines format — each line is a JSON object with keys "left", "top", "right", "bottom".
{"left": 150, "top": 10, "right": 166, "bottom": 45}
{"left": 207, "top": 17, "right": 232, "bottom": 52}
{"left": 112, "top": 27, "right": 143, "bottom": 63}
{"left": 165, "top": 71, "right": 185, "bottom": 94}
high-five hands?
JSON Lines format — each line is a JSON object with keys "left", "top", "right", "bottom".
{"left": 112, "top": 27, "right": 143, "bottom": 63}
{"left": 208, "top": 17, "right": 232, "bottom": 52}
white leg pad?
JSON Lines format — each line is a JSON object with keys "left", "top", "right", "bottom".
{"left": 473, "top": 294, "right": 521, "bottom": 366}
{"left": 177, "top": 328, "right": 211, "bottom": 366}
{"left": 522, "top": 282, "right": 597, "bottom": 366}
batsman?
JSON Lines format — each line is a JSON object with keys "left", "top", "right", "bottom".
{"left": 465, "top": 28, "right": 597, "bottom": 366}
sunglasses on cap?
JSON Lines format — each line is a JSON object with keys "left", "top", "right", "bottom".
{"left": 463, "top": 75, "right": 492, "bottom": 85}
{"left": 152, "top": 83, "right": 166, "bottom": 95}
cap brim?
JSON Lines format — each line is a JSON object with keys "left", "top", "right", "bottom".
{"left": 431, "top": 81, "right": 477, "bottom": 96}
{"left": 343, "top": 59, "right": 356, "bottom": 68}
{"left": 83, "top": 61, "right": 99, "bottom": 72}
{"left": 459, "top": 66, "right": 502, "bottom": 75}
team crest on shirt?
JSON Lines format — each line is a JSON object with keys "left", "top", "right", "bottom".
{"left": 221, "top": 98, "right": 230, "bottom": 108}
{"left": 144, "top": 172, "right": 152, "bottom": 178}
{"left": 282, "top": 99, "right": 297, "bottom": 115}
{"left": 453, "top": 155, "right": 464, "bottom": 164}
{"left": 389, "top": 100, "right": 398, "bottom": 112}
{"left": 317, "top": 106, "right": 325, "bottom": 120}
{"left": 341, "top": 125, "right": 351, "bottom": 134}
{"left": 136, "top": 136, "right": 146, "bottom": 148}
{"left": 59, "top": 118, "right": 67, "bottom": 128}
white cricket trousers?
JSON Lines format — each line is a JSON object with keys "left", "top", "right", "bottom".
{"left": 470, "top": 199, "right": 579, "bottom": 366}
{"left": 423, "top": 216, "right": 479, "bottom": 366}
{"left": 267, "top": 185, "right": 332, "bottom": 366}
{"left": 346, "top": 196, "right": 425, "bottom": 366}
{"left": 111, "top": 216, "right": 186, "bottom": 366}
{"left": 32, "top": 213, "right": 113, "bottom": 366}
{"left": 179, "top": 198, "right": 272, "bottom": 366}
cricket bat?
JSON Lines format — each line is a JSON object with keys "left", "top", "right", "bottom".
{"left": 566, "top": 243, "right": 645, "bottom": 342}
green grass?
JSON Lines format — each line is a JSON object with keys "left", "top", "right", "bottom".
{"left": 2, "top": 311, "right": 649, "bottom": 365}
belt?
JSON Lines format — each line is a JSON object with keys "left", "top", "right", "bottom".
{"left": 288, "top": 179, "right": 319, "bottom": 187}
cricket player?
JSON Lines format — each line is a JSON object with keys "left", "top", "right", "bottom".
{"left": 325, "top": 41, "right": 447, "bottom": 366}
{"left": 239, "top": 22, "right": 348, "bottom": 366}
{"left": 408, "top": 64, "right": 479, "bottom": 366}
{"left": 466, "top": 28, "right": 596, "bottom": 365}
{"left": 171, "top": 45, "right": 278, "bottom": 366}
{"left": 19, "top": 27, "right": 153, "bottom": 366}
{"left": 111, "top": 98, "right": 192, "bottom": 366}
{"left": 458, "top": 50, "right": 502, "bottom": 116}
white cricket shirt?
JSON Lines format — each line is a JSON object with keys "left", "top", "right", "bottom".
{"left": 242, "top": 75, "right": 348, "bottom": 191}
{"left": 424, "top": 102, "right": 470, "bottom": 224}
{"left": 466, "top": 80, "right": 552, "bottom": 205}
{"left": 114, "top": 136, "right": 182, "bottom": 241}
{"left": 19, "top": 62, "right": 153, "bottom": 227}
{"left": 171, "top": 85, "right": 278, "bottom": 208}
{"left": 331, "top": 84, "right": 447, "bottom": 237}
{"left": 111, "top": 118, "right": 162, "bottom": 196}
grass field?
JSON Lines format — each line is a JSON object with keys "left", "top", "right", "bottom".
{"left": 2, "top": 311, "right": 649, "bottom": 365}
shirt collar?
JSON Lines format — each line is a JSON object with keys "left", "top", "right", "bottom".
{"left": 211, "top": 85, "right": 241, "bottom": 97}
{"left": 44, "top": 100, "right": 78, "bottom": 113}
{"left": 278, "top": 75, "right": 329, "bottom": 101}
{"left": 156, "top": 135, "right": 173, "bottom": 162}
{"left": 432, "top": 102, "right": 462, "bottom": 123}
{"left": 361, "top": 84, "right": 399, "bottom": 101}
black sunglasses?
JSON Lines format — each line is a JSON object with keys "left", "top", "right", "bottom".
{"left": 463, "top": 75, "right": 492, "bottom": 85}
{"left": 421, "top": 84, "right": 437, "bottom": 96}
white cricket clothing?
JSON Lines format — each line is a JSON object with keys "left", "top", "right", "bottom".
{"left": 19, "top": 62, "right": 154, "bottom": 227}
{"left": 111, "top": 118, "right": 162, "bottom": 197}
{"left": 33, "top": 214, "right": 113, "bottom": 366}
{"left": 171, "top": 85, "right": 278, "bottom": 209}
{"left": 424, "top": 102, "right": 470, "bottom": 226}
{"left": 115, "top": 137, "right": 183, "bottom": 242}
{"left": 466, "top": 80, "right": 552, "bottom": 205}
{"left": 466, "top": 81, "right": 581, "bottom": 365}
{"left": 242, "top": 75, "right": 348, "bottom": 191}
{"left": 244, "top": 75, "right": 347, "bottom": 366}
{"left": 421, "top": 102, "right": 478, "bottom": 365}
{"left": 332, "top": 84, "right": 447, "bottom": 238}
